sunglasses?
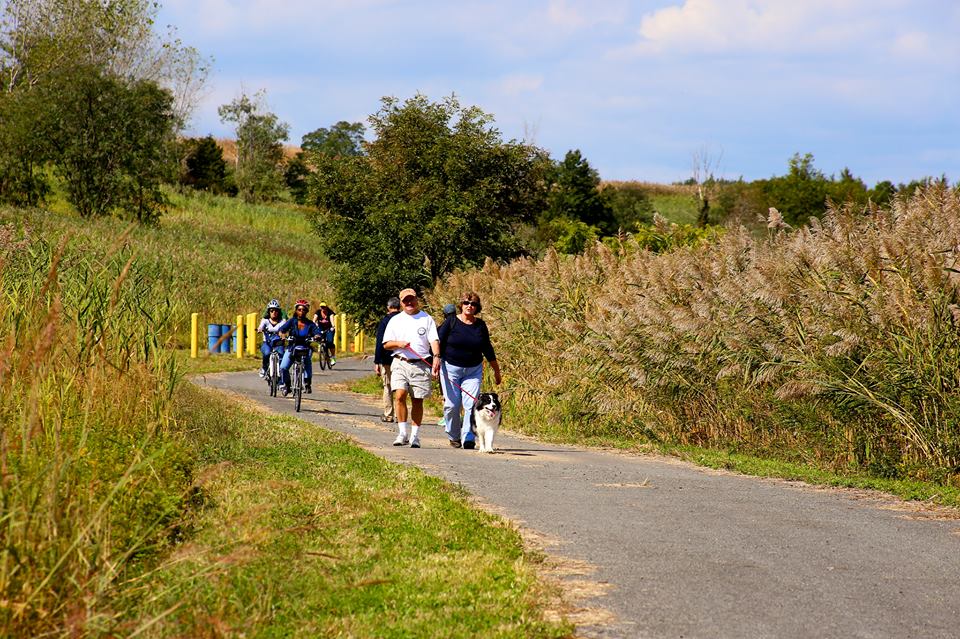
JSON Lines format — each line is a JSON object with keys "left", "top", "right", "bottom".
{"left": 461, "top": 300, "right": 479, "bottom": 307}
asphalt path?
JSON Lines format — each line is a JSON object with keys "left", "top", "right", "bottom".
{"left": 195, "top": 357, "right": 960, "bottom": 639}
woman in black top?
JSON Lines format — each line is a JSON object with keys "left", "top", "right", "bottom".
{"left": 437, "top": 291, "right": 502, "bottom": 449}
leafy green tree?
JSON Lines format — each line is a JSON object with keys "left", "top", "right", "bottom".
{"left": 301, "top": 121, "right": 365, "bottom": 157}
{"left": 827, "top": 167, "right": 869, "bottom": 208}
{"left": 600, "top": 184, "right": 654, "bottom": 231}
{"left": 44, "top": 65, "right": 177, "bottom": 222}
{"left": 543, "top": 149, "right": 616, "bottom": 234}
{"left": 0, "top": 0, "right": 208, "bottom": 122}
{"left": 181, "top": 135, "right": 228, "bottom": 193}
{"left": 285, "top": 121, "right": 366, "bottom": 204}
{"left": 869, "top": 180, "right": 896, "bottom": 206}
{"left": 0, "top": 84, "right": 52, "bottom": 205}
{"left": 761, "top": 152, "right": 829, "bottom": 225}
{"left": 284, "top": 152, "right": 311, "bottom": 204}
{"left": 309, "top": 94, "right": 548, "bottom": 323}
{"left": 218, "top": 92, "right": 289, "bottom": 202}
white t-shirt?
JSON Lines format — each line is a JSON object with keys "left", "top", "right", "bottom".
{"left": 383, "top": 310, "right": 439, "bottom": 360}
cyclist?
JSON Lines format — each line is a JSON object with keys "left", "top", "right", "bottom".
{"left": 256, "top": 299, "right": 285, "bottom": 378}
{"left": 313, "top": 301, "right": 337, "bottom": 366}
{"left": 277, "top": 299, "right": 323, "bottom": 395}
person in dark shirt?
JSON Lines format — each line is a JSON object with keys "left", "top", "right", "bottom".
{"left": 374, "top": 297, "right": 401, "bottom": 422}
{"left": 313, "top": 302, "right": 337, "bottom": 365}
{"left": 437, "top": 291, "right": 502, "bottom": 449}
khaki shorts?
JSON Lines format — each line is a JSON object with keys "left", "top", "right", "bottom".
{"left": 390, "top": 358, "right": 432, "bottom": 399}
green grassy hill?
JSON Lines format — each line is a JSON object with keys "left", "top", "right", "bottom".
{"left": 2, "top": 189, "right": 334, "bottom": 344}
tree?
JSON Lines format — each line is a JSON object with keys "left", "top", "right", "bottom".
{"left": 543, "top": 149, "right": 616, "bottom": 233}
{"left": 181, "top": 135, "right": 228, "bottom": 193}
{"left": 599, "top": 184, "right": 654, "bottom": 231}
{"left": 827, "top": 167, "right": 868, "bottom": 208}
{"left": 691, "top": 145, "right": 723, "bottom": 227}
{"left": 0, "top": 84, "right": 52, "bottom": 205}
{"left": 301, "top": 121, "right": 365, "bottom": 157}
{"left": 285, "top": 120, "right": 367, "bottom": 204}
{"left": 309, "top": 94, "right": 548, "bottom": 323}
{"left": 761, "top": 152, "right": 829, "bottom": 225}
{"left": 218, "top": 92, "right": 289, "bottom": 203}
{"left": 43, "top": 65, "right": 177, "bottom": 222}
{"left": 0, "top": 0, "right": 208, "bottom": 122}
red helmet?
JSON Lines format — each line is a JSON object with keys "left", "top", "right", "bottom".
{"left": 294, "top": 299, "right": 309, "bottom": 312}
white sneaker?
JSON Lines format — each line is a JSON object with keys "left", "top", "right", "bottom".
{"left": 410, "top": 437, "right": 421, "bottom": 449}
{"left": 393, "top": 434, "right": 408, "bottom": 446}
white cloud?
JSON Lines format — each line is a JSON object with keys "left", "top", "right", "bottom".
{"left": 622, "top": 0, "right": 913, "bottom": 56}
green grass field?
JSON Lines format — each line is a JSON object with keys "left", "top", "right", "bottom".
{"left": 116, "top": 384, "right": 568, "bottom": 638}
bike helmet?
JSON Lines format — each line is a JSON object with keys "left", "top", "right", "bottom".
{"left": 267, "top": 299, "right": 281, "bottom": 310}
{"left": 294, "top": 298, "right": 310, "bottom": 312}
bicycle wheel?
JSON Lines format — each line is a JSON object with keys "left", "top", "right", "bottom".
{"left": 293, "top": 360, "right": 303, "bottom": 412}
{"left": 318, "top": 344, "right": 328, "bottom": 370}
{"left": 269, "top": 352, "right": 279, "bottom": 397}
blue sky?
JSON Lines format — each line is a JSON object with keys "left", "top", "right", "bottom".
{"left": 158, "top": 0, "right": 960, "bottom": 185}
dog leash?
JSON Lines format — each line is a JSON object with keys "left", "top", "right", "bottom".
{"left": 400, "top": 345, "right": 480, "bottom": 403}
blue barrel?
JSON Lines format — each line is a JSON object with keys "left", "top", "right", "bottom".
{"left": 219, "top": 324, "right": 231, "bottom": 353}
{"left": 207, "top": 324, "right": 221, "bottom": 353}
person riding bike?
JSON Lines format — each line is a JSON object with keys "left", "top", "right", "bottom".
{"left": 256, "top": 299, "right": 285, "bottom": 378}
{"left": 312, "top": 302, "right": 337, "bottom": 366}
{"left": 277, "top": 299, "right": 323, "bottom": 395}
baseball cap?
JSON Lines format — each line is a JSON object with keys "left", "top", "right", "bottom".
{"left": 399, "top": 288, "right": 417, "bottom": 301}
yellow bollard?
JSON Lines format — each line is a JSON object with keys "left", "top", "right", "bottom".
{"left": 339, "top": 313, "right": 348, "bottom": 352}
{"left": 359, "top": 329, "right": 365, "bottom": 353}
{"left": 352, "top": 322, "right": 360, "bottom": 353}
{"left": 191, "top": 312, "right": 199, "bottom": 358}
{"left": 246, "top": 312, "right": 257, "bottom": 355}
{"left": 236, "top": 314, "right": 244, "bottom": 359}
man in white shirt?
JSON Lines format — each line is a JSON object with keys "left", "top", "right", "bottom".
{"left": 382, "top": 287, "right": 441, "bottom": 448}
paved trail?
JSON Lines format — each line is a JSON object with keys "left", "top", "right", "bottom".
{"left": 197, "top": 358, "right": 960, "bottom": 639}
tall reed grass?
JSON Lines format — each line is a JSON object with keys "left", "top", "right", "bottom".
{"left": 434, "top": 187, "right": 960, "bottom": 484}
{"left": 0, "top": 226, "right": 194, "bottom": 635}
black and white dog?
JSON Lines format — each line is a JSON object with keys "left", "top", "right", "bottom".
{"left": 471, "top": 393, "right": 502, "bottom": 453}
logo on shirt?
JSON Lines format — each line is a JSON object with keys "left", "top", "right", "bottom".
{"left": 417, "top": 327, "right": 427, "bottom": 336}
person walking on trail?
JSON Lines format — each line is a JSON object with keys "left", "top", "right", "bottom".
{"left": 374, "top": 297, "right": 401, "bottom": 423}
{"left": 382, "top": 288, "right": 440, "bottom": 449}
{"left": 438, "top": 291, "right": 502, "bottom": 449}
{"left": 312, "top": 302, "right": 337, "bottom": 366}
{"left": 435, "top": 302, "right": 458, "bottom": 428}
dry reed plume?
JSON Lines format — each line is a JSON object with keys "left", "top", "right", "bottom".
{"left": 434, "top": 186, "right": 960, "bottom": 483}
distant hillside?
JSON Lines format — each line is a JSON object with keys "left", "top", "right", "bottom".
{"left": 216, "top": 138, "right": 302, "bottom": 165}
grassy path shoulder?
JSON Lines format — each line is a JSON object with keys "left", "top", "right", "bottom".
{"left": 348, "top": 374, "right": 960, "bottom": 510}
{"left": 118, "top": 382, "right": 569, "bottom": 638}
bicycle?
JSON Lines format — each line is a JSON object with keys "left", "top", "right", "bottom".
{"left": 285, "top": 337, "right": 314, "bottom": 413}
{"left": 266, "top": 340, "right": 283, "bottom": 397}
{"left": 317, "top": 330, "right": 333, "bottom": 370}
